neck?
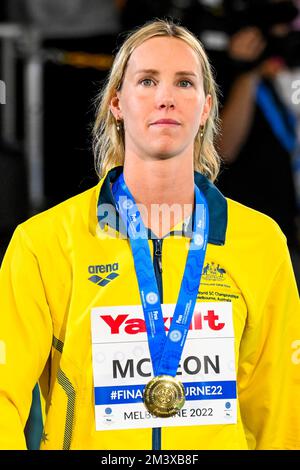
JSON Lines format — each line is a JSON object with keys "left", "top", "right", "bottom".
{"left": 123, "top": 156, "right": 194, "bottom": 205}
{"left": 123, "top": 155, "right": 195, "bottom": 237}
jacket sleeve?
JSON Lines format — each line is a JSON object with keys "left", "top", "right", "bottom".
{"left": 0, "top": 225, "right": 53, "bottom": 449}
{"left": 238, "top": 244, "right": 300, "bottom": 449}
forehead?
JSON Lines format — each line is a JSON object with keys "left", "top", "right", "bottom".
{"left": 126, "top": 36, "right": 202, "bottom": 74}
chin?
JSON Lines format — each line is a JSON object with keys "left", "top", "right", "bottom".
{"left": 150, "top": 145, "right": 180, "bottom": 160}
{"left": 150, "top": 152, "right": 178, "bottom": 161}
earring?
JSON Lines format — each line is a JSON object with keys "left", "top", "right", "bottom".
{"left": 116, "top": 118, "right": 123, "bottom": 132}
{"left": 200, "top": 125, "right": 205, "bottom": 138}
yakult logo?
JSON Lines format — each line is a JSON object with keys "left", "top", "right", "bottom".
{"left": 99, "top": 309, "right": 225, "bottom": 335}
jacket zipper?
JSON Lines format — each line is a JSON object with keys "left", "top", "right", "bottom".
{"left": 152, "top": 238, "right": 163, "bottom": 451}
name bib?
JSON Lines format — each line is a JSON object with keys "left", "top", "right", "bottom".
{"left": 91, "top": 301, "right": 237, "bottom": 430}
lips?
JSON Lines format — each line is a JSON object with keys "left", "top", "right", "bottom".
{"left": 151, "top": 119, "right": 180, "bottom": 125}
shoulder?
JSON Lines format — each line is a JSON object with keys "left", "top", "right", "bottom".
{"left": 226, "top": 197, "right": 286, "bottom": 250}
{"left": 224, "top": 199, "right": 293, "bottom": 303}
{"left": 18, "top": 184, "right": 99, "bottom": 243}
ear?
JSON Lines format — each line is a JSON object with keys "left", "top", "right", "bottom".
{"left": 201, "top": 94, "right": 212, "bottom": 126}
{"left": 110, "top": 92, "right": 123, "bottom": 120}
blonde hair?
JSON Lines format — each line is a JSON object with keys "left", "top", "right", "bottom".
{"left": 93, "top": 19, "right": 220, "bottom": 181}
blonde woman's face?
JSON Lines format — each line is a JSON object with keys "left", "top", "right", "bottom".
{"left": 110, "top": 36, "right": 211, "bottom": 162}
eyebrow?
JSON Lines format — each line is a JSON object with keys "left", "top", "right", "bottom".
{"left": 134, "top": 69, "right": 198, "bottom": 78}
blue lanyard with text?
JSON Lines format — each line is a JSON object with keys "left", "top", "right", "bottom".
{"left": 112, "top": 173, "right": 209, "bottom": 377}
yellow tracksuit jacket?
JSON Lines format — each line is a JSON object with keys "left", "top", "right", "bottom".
{"left": 0, "top": 167, "right": 299, "bottom": 450}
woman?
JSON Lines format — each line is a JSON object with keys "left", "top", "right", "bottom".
{"left": 0, "top": 19, "right": 299, "bottom": 450}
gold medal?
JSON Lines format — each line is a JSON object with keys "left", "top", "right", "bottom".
{"left": 143, "top": 375, "right": 185, "bottom": 418}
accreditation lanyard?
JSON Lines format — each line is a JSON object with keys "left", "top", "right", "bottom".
{"left": 112, "top": 173, "right": 209, "bottom": 377}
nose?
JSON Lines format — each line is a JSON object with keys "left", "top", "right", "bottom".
{"left": 156, "top": 84, "right": 175, "bottom": 110}
{"left": 159, "top": 100, "right": 175, "bottom": 110}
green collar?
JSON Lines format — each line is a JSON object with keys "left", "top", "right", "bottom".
{"left": 97, "top": 166, "right": 227, "bottom": 245}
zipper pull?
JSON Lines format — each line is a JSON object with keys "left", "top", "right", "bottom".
{"left": 154, "top": 239, "right": 162, "bottom": 273}
{"left": 154, "top": 239, "right": 162, "bottom": 256}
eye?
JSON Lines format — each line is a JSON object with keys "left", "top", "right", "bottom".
{"left": 140, "top": 78, "right": 155, "bottom": 87}
{"left": 178, "top": 80, "right": 193, "bottom": 88}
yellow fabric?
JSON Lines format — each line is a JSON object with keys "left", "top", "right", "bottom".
{"left": 0, "top": 175, "right": 299, "bottom": 450}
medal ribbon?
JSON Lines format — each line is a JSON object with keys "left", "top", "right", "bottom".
{"left": 112, "top": 173, "right": 209, "bottom": 377}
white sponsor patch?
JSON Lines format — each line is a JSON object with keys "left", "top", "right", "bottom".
{"left": 91, "top": 302, "right": 237, "bottom": 430}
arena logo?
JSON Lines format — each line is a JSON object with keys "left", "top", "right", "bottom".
{"left": 88, "top": 263, "right": 119, "bottom": 274}
{"left": 88, "top": 263, "right": 119, "bottom": 287}
{"left": 0, "top": 80, "right": 6, "bottom": 105}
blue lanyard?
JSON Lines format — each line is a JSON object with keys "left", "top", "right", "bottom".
{"left": 112, "top": 173, "right": 209, "bottom": 377}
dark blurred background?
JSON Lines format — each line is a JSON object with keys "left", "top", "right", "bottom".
{"left": 1, "top": 1, "right": 300, "bottom": 250}
{"left": 0, "top": 0, "right": 124, "bottom": 261}
{"left": 1, "top": 0, "right": 300, "bottom": 449}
